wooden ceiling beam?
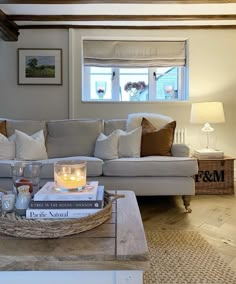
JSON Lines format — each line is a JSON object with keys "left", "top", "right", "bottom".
{"left": 0, "top": 9, "right": 19, "bottom": 41}
{"left": 18, "top": 24, "right": 236, "bottom": 29}
{"left": 9, "top": 14, "right": 236, "bottom": 22}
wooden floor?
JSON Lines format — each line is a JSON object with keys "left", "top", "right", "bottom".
{"left": 137, "top": 182, "right": 236, "bottom": 272}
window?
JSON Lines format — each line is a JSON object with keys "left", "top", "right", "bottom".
{"left": 82, "top": 40, "right": 187, "bottom": 102}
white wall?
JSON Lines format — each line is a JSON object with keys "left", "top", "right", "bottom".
{"left": 0, "top": 28, "right": 236, "bottom": 160}
{"left": 0, "top": 29, "right": 69, "bottom": 120}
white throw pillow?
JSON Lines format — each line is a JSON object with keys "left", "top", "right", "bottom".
{"left": 94, "top": 130, "right": 120, "bottom": 160}
{"left": 0, "top": 133, "right": 15, "bottom": 159}
{"left": 15, "top": 129, "right": 48, "bottom": 160}
{"left": 126, "top": 112, "right": 173, "bottom": 132}
{"left": 118, "top": 127, "right": 142, "bottom": 158}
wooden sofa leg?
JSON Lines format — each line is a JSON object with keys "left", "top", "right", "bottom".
{"left": 182, "top": 195, "right": 192, "bottom": 213}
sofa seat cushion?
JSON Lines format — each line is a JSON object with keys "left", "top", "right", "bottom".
{"left": 40, "top": 156, "right": 103, "bottom": 178}
{"left": 0, "top": 157, "right": 103, "bottom": 178}
{"left": 103, "top": 156, "right": 198, "bottom": 177}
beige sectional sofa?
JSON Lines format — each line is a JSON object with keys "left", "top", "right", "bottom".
{"left": 0, "top": 114, "right": 198, "bottom": 212}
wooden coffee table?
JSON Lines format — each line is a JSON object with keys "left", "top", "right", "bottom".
{"left": 0, "top": 190, "right": 149, "bottom": 284}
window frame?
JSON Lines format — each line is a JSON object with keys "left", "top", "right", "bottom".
{"left": 82, "top": 65, "right": 187, "bottom": 102}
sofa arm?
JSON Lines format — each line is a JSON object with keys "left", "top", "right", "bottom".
{"left": 171, "top": 144, "right": 190, "bottom": 157}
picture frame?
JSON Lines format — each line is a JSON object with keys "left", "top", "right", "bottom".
{"left": 18, "top": 48, "right": 62, "bottom": 85}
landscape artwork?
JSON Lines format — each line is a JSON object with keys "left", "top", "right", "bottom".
{"left": 18, "top": 48, "right": 62, "bottom": 85}
{"left": 25, "top": 55, "right": 55, "bottom": 78}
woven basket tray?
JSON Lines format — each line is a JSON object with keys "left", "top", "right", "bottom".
{"left": 0, "top": 191, "right": 124, "bottom": 239}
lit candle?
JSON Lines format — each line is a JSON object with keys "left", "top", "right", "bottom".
{"left": 55, "top": 173, "right": 86, "bottom": 189}
{"left": 54, "top": 160, "right": 87, "bottom": 191}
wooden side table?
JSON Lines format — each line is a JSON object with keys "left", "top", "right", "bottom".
{"left": 194, "top": 156, "right": 235, "bottom": 194}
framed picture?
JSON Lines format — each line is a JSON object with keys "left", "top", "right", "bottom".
{"left": 18, "top": 48, "right": 62, "bottom": 85}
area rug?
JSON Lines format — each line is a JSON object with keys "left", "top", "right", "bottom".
{"left": 144, "top": 230, "right": 236, "bottom": 284}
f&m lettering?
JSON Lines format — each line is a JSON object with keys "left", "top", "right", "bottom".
{"left": 195, "top": 170, "right": 224, "bottom": 182}
{"left": 213, "top": 170, "right": 224, "bottom": 182}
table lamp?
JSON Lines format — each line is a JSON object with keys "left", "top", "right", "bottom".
{"left": 190, "top": 102, "right": 225, "bottom": 151}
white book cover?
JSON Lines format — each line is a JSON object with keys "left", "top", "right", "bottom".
{"left": 194, "top": 149, "right": 224, "bottom": 156}
{"left": 26, "top": 208, "right": 101, "bottom": 219}
{"left": 34, "top": 181, "right": 99, "bottom": 201}
{"left": 193, "top": 149, "right": 224, "bottom": 159}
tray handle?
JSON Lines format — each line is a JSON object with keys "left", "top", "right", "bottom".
{"left": 107, "top": 192, "right": 125, "bottom": 202}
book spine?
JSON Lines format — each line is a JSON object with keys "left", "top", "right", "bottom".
{"left": 26, "top": 208, "right": 101, "bottom": 219}
{"left": 29, "top": 200, "right": 103, "bottom": 209}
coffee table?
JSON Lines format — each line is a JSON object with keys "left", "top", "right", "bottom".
{"left": 0, "top": 190, "right": 149, "bottom": 284}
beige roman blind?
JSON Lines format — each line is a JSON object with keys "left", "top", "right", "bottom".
{"left": 83, "top": 40, "right": 186, "bottom": 67}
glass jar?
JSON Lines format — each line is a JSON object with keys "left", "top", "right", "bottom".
{"left": 54, "top": 160, "right": 87, "bottom": 192}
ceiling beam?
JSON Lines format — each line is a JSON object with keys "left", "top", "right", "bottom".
{"left": 9, "top": 14, "right": 236, "bottom": 22}
{"left": 18, "top": 24, "right": 236, "bottom": 29}
{"left": 2, "top": 0, "right": 236, "bottom": 3}
{"left": 0, "top": 9, "right": 19, "bottom": 41}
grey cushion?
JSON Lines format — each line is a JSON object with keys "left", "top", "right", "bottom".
{"left": 39, "top": 156, "right": 103, "bottom": 178}
{"left": 103, "top": 156, "right": 198, "bottom": 177}
{"left": 104, "top": 119, "right": 126, "bottom": 135}
{"left": 0, "top": 160, "right": 13, "bottom": 178}
{"left": 6, "top": 119, "right": 47, "bottom": 137}
{"left": 171, "top": 144, "right": 190, "bottom": 157}
{"left": 46, "top": 119, "right": 103, "bottom": 158}
{"left": 0, "top": 157, "right": 103, "bottom": 178}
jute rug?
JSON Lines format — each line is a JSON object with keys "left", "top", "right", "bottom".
{"left": 144, "top": 230, "right": 236, "bottom": 284}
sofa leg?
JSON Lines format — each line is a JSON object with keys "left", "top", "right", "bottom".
{"left": 182, "top": 195, "right": 192, "bottom": 213}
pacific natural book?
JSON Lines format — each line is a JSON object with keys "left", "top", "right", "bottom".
{"left": 26, "top": 208, "right": 101, "bottom": 219}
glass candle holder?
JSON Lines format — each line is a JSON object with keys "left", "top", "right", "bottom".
{"left": 54, "top": 160, "right": 87, "bottom": 192}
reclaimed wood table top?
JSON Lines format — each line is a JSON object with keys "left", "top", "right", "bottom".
{"left": 0, "top": 190, "right": 149, "bottom": 271}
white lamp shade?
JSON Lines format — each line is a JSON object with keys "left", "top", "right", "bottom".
{"left": 190, "top": 102, "right": 225, "bottom": 124}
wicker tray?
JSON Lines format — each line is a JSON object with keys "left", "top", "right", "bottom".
{"left": 0, "top": 191, "right": 124, "bottom": 239}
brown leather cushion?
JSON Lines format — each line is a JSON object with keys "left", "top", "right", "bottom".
{"left": 141, "top": 118, "right": 176, "bottom": 157}
{"left": 0, "top": 120, "right": 7, "bottom": 136}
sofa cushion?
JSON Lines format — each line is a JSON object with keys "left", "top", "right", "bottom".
{"left": 103, "top": 156, "right": 198, "bottom": 177}
{"left": 126, "top": 112, "right": 173, "bottom": 132}
{"left": 0, "top": 134, "right": 15, "bottom": 160}
{"left": 0, "top": 120, "right": 7, "bottom": 136}
{"left": 104, "top": 119, "right": 126, "bottom": 135}
{"left": 46, "top": 119, "right": 103, "bottom": 158}
{"left": 171, "top": 144, "right": 190, "bottom": 157}
{"left": 94, "top": 127, "right": 142, "bottom": 159}
{"left": 94, "top": 130, "right": 120, "bottom": 160}
{"left": 0, "top": 156, "right": 103, "bottom": 178}
{"left": 141, "top": 119, "right": 176, "bottom": 157}
{"left": 6, "top": 119, "right": 47, "bottom": 137}
{"left": 118, "top": 127, "right": 142, "bottom": 158}
{"left": 14, "top": 130, "right": 48, "bottom": 161}
{"left": 39, "top": 156, "right": 103, "bottom": 178}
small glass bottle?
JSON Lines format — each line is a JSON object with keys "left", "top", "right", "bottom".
{"left": 15, "top": 185, "right": 32, "bottom": 216}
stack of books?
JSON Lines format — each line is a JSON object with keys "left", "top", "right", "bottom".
{"left": 193, "top": 149, "right": 224, "bottom": 160}
{"left": 26, "top": 181, "right": 105, "bottom": 219}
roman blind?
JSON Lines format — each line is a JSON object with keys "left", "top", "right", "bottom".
{"left": 83, "top": 40, "right": 186, "bottom": 67}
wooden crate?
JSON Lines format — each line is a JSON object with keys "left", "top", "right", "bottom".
{"left": 195, "top": 156, "right": 235, "bottom": 194}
